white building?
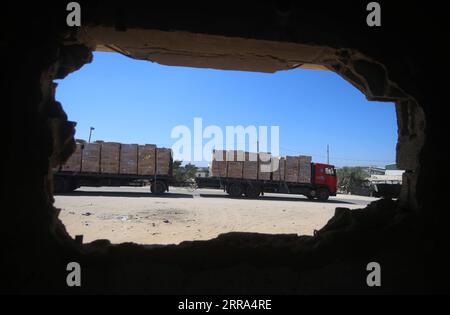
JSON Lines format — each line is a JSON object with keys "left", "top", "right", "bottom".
{"left": 369, "top": 166, "right": 405, "bottom": 185}
{"left": 195, "top": 167, "right": 209, "bottom": 178}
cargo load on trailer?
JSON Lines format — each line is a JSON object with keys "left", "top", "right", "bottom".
{"left": 53, "top": 139, "right": 173, "bottom": 194}
{"left": 197, "top": 149, "right": 337, "bottom": 201}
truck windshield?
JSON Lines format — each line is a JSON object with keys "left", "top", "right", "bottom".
{"left": 325, "top": 167, "right": 336, "bottom": 176}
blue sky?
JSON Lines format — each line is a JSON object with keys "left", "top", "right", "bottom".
{"left": 55, "top": 52, "right": 397, "bottom": 167}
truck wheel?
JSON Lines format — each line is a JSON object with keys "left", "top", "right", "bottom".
{"left": 244, "top": 185, "right": 260, "bottom": 199}
{"left": 228, "top": 183, "right": 243, "bottom": 198}
{"left": 317, "top": 188, "right": 330, "bottom": 201}
{"left": 54, "top": 177, "right": 76, "bottom": 193}
{"left": 54, "top": 177, "right": 66, "bottom": 193}
{"left": 67, "top": 179, "right": 78, "bottom": 192}
{"left": 151, "top": 181, "right": 166, "bottom": 195}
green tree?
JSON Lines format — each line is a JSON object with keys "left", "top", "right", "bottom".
{"left": 337, "top": 167, "right": 369, "bottom": 194}
{"left": 172, "top": 160, "right": 198, "bottom": 183}
{"left": 183, "top": 163, "right": 198, "bottom": 181}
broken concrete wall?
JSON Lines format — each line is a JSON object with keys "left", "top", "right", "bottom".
{"left": 2, "top": 1, "right": 448, "bottom": 294}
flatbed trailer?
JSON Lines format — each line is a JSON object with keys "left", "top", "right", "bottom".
{"left": 53, "top": 139, "right": 173, "bottom": 195}
{"left": 196, "top": 162, "right": 337, "bottom": 201}
{"left": 53, "top": 171, "right": 172, "bottom": 195}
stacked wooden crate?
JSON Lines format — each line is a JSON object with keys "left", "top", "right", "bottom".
{"left": 156, "top": 148, "right": 172, "bottom": 175}
{"left": 61, "top": 142, "right": 83, "bottom": 172}
{"left": 81, "top": 142, "right": 101, "bottom": 173}
{"left": 210, "top": 150, "right": 227, "bottom": 177}
{"left": 59, "top": 140, "right": 172, "bottom": 176}
{"left": 243, "top": 152, "right": 258, "bottom": 180}
{"left": 100, "top": 142, "right": 120, "bottom": 174}
{"left": 138, "top": 144, "right": 156, "bottom": 176}
{"left": 285, "top": 156, "right": 299, "bottom": 183}
{"left": 120, "top": 144, "right": 138, "bottom": 175}
{"left": 298, "top": 155, "right": 312, "bottom": 183}
{"left": 271, "top": 157, "right": 286, "bottom": 181}
{"left": 208, "top": 150, "right": 312, "bottom": 183}
{"left": 258, "top": 152, "right": 272, "bottom": 181}
{"left": 226, "top": 150, "right": 244, "bottom": 179}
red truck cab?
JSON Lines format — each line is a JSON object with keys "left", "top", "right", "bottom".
{"left": 312, "top": 163, "right": 337, "bottom": 199}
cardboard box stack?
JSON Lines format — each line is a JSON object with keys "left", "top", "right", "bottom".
{"left": 81, "top": 142, "right": 101, "bottom": 173}
{"left": 138, "top": 144, "right": 156, "bottom": 176}
{"left": 271, "top": 157, "right": 286, "bottom": 181}
{"left": 59, "top": 140, "right": 172, "bottom": 176}
{"left": 285, "top": 156, "right": 299, "bottom": 183}
{"left": 243, "top": 152, "right": 258, "bottom": 180}
{"left": 210, "top": 150, "right": 227, "bottom": 177}
{"left": 156, "top": 148, "right": 172, "bottom": 175}
{"left": 120, "top": 144, "right": 138, "bottom": 175}
{"left": 258, "top": 152, "right": 272, "bottom": 181}
{"left": 227, "top": 162, "right": 243, "bottom": 178}
{"left": 61, "top": 142, "right": 83, "bottom": 172}
{"left": 298, "top": 155, "right": 312, "bottom": 183}
{"left": 209, "top": 150, "right": 311, "bottom": 183}
{"left": 100, "top": 142, "right": 120, "bottom": 174}
{"left": 226, "top": 150, "right": 244, "bottom": 179}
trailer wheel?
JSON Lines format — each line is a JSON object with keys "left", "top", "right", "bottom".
{"left": 317, "top": 188, "right": 330, "bottom": 201}
{"left": 54, "top": 177, "right": 66, "bottom": 193}
{"left": 67, "top": 179, "right": 78, "bottom": 192}
{"left": 151, "top": 180, "right": 166, "bottom": 195}
{"left": 54, "top": 177, "right": 77, "bottom": 193}
{"left": 227, "top": 183, "right": 243, "bottom": 198}
{"left": 244, "top": 185, "right": 260, "bottom": 199}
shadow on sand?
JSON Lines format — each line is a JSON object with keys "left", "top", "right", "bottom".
{"left": 56, "top": 190, "right": 193, "bottom": 199}
{"left": 198, "top": 193, "right": 358, "bottom": 204}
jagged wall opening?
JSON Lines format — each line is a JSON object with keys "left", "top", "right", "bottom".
{"left": 54, "top": 50, "right": 395, "bottom": 245}
{"left": 3, "top": 2, "right": 446, "bottom": 294}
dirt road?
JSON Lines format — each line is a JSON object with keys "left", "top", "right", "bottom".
{"left": 54, "top": 186, "right": 378, "bottom": 245}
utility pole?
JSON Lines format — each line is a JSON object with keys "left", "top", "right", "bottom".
{"left": 327, "top": 144, "right": 329, "bottom": 164}
{"left": 88, "top": 127, "right": 95, "bottom": 143}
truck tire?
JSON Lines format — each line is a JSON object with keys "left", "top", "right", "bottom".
{"left": 151, "top": 180, "right": 166, "bottom": 195}
{"left": 54, "top": 177, "right": 77, "bottom": 193}
{"left": 67, "top": 179, "right": 78, "bottom": 192}
{"left": 317, "top": 188, "right": 330, "bottom": 201}
{"left": 54, "top": 177, "right": 66, "bottom": 193}
{"left": 227, "top": 183, "right": 243, "bottom": 198}
{"left": 244, "top": 185, "right": 260, "bottom": 199}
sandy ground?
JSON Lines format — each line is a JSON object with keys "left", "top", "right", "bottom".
{"left": 54, "top": 186, "right": 378, "bottom": 245}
